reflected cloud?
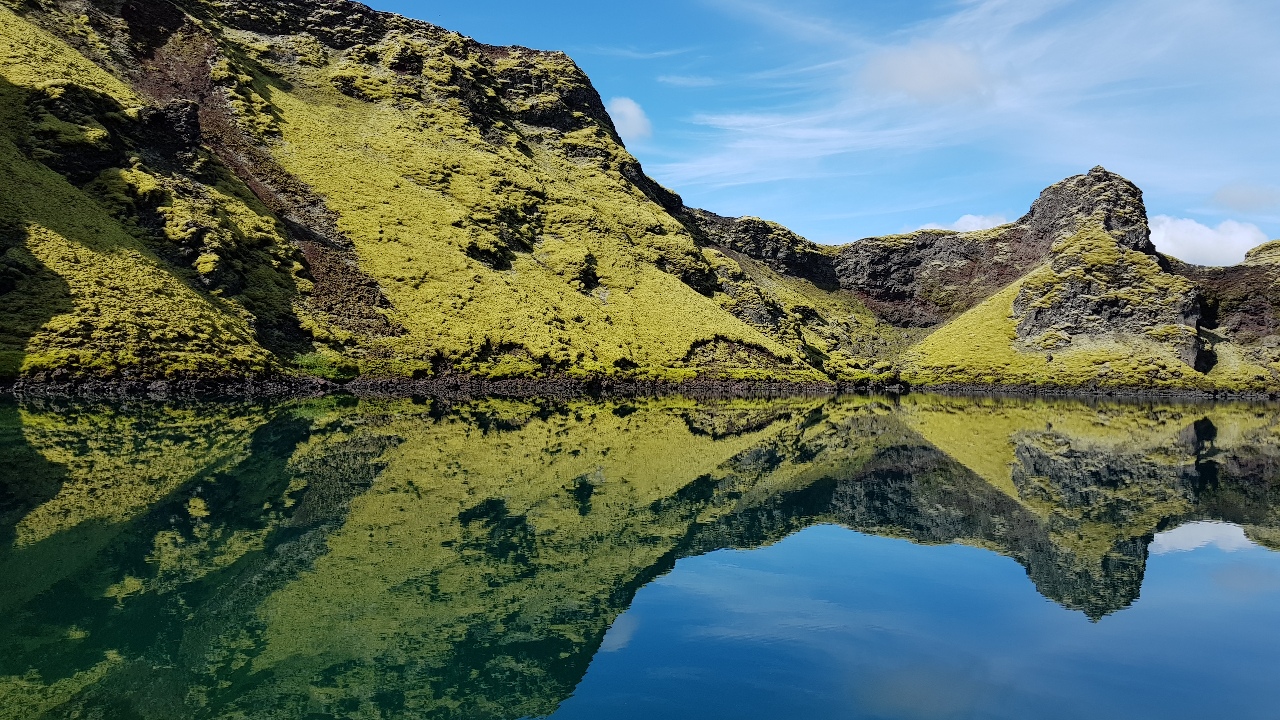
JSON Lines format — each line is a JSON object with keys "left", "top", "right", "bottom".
{"left": 854, "top": 664, "right": 990, "bottom": 720}
{"left": 600, "top": 613, "right": 639, "bottom": 652}
{"left": 1151, "top": 522, "right": 1257, "bottom": 555}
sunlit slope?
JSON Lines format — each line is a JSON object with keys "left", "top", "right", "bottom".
{"left": 901, "top": 224, "right": 1279, "bottom": 391}
{"left": 0, "top": 7, "right": 325, "bottom": 380}
{"left": 212, "top": 25, "right": 819, "bottom": 381}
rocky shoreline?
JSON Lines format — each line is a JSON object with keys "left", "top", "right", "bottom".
{"left": 3, "top": 373, "right": 1277, "bottom": 404}
{"left": 912, "top": 382, "right": 1280, "bottom": 403}
{"left": 0, "top": 373, "right": 843, "bottom": 402}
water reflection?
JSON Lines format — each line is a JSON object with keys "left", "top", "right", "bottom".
{"left": 1, "top": 394, "right": 1278, "bottom": 718}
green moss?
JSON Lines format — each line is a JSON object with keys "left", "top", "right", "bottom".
{"left": 219, "top": 34, "right": 821, "bottom": 382}
{"left": 704, "top": 248, "right": 910, "bottom": 383}
{"left": 903, "top": 278, "right": 1201, "bottom": 388}
{"left": 0, "top": 8, "right": 311, "bottom": 380}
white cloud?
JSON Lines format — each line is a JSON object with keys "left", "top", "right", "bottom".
{"left": 1150, "top": 215, "right": 1268, "bottom": 266}
{"left": 658, "top": 74, "right": 718, "bottom": 88}
{"left": 1150, "top": 521, "right": 1256, "bottom": 555}
{"left": 652, "top": 0, "right": 1280, "bottom": 229}
{"left": 606, "top": 97, "right": 653, "bottom": 142}
{"left": 920, "top": 214, "right": 1009, "bottom": 232}
{"left": 861, "top": 42, "right": 995, "bottom": 105}
{"left": 1213, "top": 183, "right": 1280, "bottom": 214}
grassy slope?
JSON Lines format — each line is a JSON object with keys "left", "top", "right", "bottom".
{"left": 703, "top": 247, "right": 911, "bottom": 382}
{"left": 0, "top": 8, "right": 310, "bottom": 380}
{"left": 0, "top": 5, "right": 822, "bottom": 384}
{"left": 903, "top": 272, "right": 1276, "bottom": 393}
{"left": 232, "top": 29, "right": 819, "bottom": 381}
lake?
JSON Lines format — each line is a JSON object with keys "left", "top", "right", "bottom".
{"left": 2, "top": 393, "right": 1279, "bottom": 719}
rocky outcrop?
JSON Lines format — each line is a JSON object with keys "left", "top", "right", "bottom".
{"left": 689, "top": 208, "right": 839, "bottom": 290}
{"left": 833, "top": 225, "right": 1049, "bottom": 327}
{"left": 1021, "top": 166, "right": 1155, "bottom": 253}
{"left": 191, "top": 0, "right": 394, "bottom": 48}
{"left": 832, "top": 167, "right": 1164, "bottom": 330}
{"left": 1007, "top": 169, "right": 1206, "bottom": 368}
{"left": 1012, "top": 224, "right": 1206, "bottom": 367}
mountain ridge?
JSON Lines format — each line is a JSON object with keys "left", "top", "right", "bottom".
{"left": 1, "top": 0, "right": 1277, "bottom": 395}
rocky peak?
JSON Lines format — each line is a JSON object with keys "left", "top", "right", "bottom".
{"left": 189, "top": 0, "right": 395, "bottom": 48}
{"left": 830, "top": 166, "right": 1164, "bottom": 329}
{"left": 1019, "top": 165, "right": 1154, "bottom": 254}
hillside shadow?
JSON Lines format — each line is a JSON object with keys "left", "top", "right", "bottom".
{"left": 0, "top": 398, "right": 70, "bottom": 550}
{"left": 0, "top": 72, "right": 318, "bottom": 365}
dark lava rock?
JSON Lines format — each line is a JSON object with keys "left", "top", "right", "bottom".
{"left": 834, "top": 224, "right": 1051, "bottom": 328}
{"left": 1023, "top": 165, "right": 1155, "bottom": 254}
{"left": 834, "top": 166, "right": 1167, "bottom": 329}
{"left": 689, "top": 208, "right": 839, "bottom": 290}
{"left": 195, "top": 0, "right": 392, "bottom": 49}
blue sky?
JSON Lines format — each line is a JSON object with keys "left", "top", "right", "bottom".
{"left": 368, "top": 0, "right": 1280, "bottom": 265}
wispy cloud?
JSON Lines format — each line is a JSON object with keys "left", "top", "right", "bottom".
{"left": 1213, "top": 183, "right": 1280, "bottom": 214}
{"left": 703, "top": 0, "right": 867, "bottom": 46}
{"left": 658, "top": 74, "right": 719, "bottom": 88}
{"left": 584, "top": 46, "right": 694, "bottom": 60}
{"left": 861, "top": 42, "right": 996, "bottom": 105}
{"left": 653, "top": 0, "right": 1280, "bottom": 219}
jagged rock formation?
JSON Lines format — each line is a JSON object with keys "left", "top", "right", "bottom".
{"left": 689, "top": 208, "right": 839, "bottom": 289}
{"left": 1009, "top": 168, "right": 1205, "bottom": 368}
{"left": 0, "top": 0, "right": 1278, "bottom": 393}
{"left": 833, "top": 167, "right": 1163, "bottom": 329}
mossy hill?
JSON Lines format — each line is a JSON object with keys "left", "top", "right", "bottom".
{"left": 3, "top": 393, "right": 1280, "bottom": 717}
{"left": 1, "top": 0, "right": 1278, "bottom": 394}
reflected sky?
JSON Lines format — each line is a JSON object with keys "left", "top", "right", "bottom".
{"left": 558, "top": 524, "right": 1280, "bottom": 720}
{"left": 4, "top": 394, "right": 1280, "bottom": 719}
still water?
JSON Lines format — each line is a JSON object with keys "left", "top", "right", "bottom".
{"left": 1, "top": 394, "right": 1279, "bottom": 719}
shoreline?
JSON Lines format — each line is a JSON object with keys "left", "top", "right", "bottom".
{"left": 2, "top": 374, "right": 1277, "bottom": 404}
{"left": 0, "top": 374, "right": 845, "bottom": 403}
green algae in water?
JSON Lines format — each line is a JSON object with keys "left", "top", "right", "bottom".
{"left": 2, "top": 393, "right": 1280, "bottom": 719}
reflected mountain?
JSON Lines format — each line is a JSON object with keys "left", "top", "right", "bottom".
{"left": 1, "top": 393, "right": 1279, "bottom": 718}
